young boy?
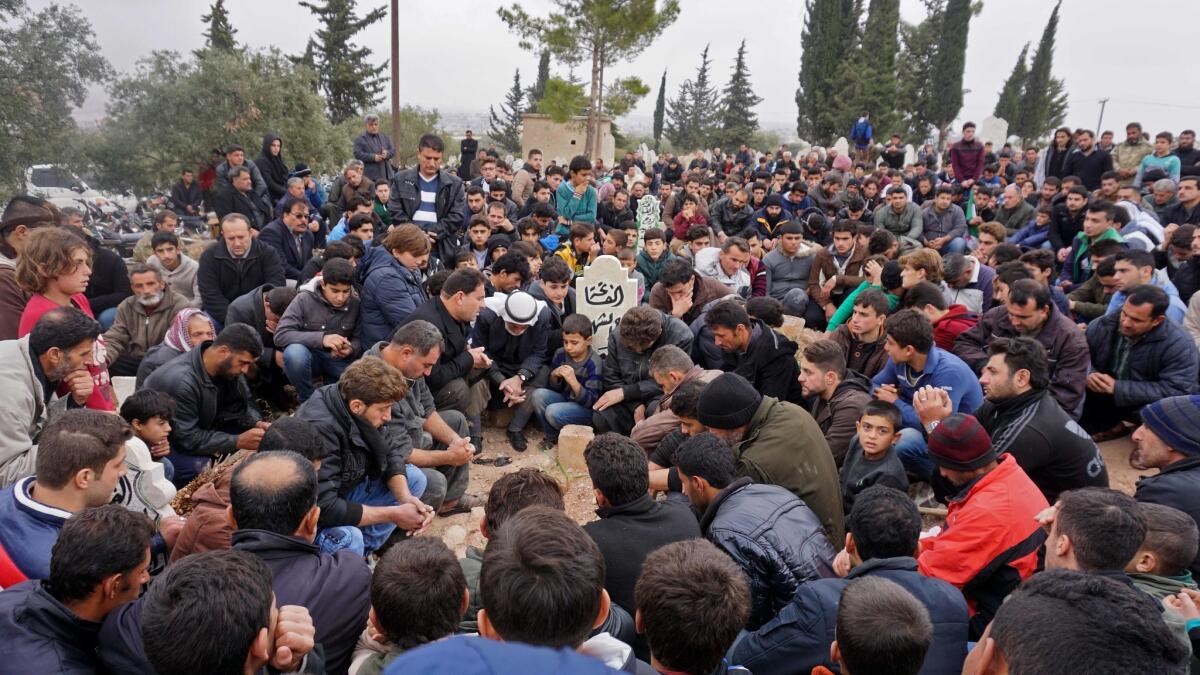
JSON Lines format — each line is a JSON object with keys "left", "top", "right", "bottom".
{"left": 636, "top": 227, "right": 673, "bottom": 290}
{"left": 510, "top": 240, "right": 543, "bottom": 280}
{"left": 1126, "top": 502, "right": 1200, "bottom": 601}
{"left": 147, "top": 231, "right": 201, "bottom": 307}
{"left": 556, "top": 222, "right": 598, "bottom": 276}
{"left": 838, "top": 400, "right": 908, "bottom": 515}
{"left": 681, "top": 224, "right": 712, "bottom": 262}
{"left": 465, "top": 215, "right": 492, "bottom": 269}
{"left": 1019, "top": 248, "right": 1072, "bottom": 314}
{"left": 349, "top": 538, "right": 468, "bottom": 675}
{"left": 529, "top": 314, "right": 603, "bottom": 450}
{"left": 1009, "top": 205, "right": 1053, "bottom": 250}
{"left": 528, "top": 255, "right": 575, "bottom": 355}
{"left": 617, "top": 248, "right": 646, "bottom": 303}
{"left": 602, "top": 228, "right": 628, "bottom": 256}
{"left": 274, "top": 257, "right": 362, "bottom": 402}
{"left": 373, "top": 181, "right": 392, "bottom": 228}
{"left": 825, "top": 577, "right": 933, "bottom": 675}
{"left": 117, "top": 389, "right": 179, "bottom": 525}
{"left": 452, "top": 249, "right": 478, "bottom": 270}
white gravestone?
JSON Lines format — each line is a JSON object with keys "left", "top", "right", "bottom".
{"left": 576, "top": 255, "right": 638, "bottom": 355}
{"left": 833, "top": 137, "right": 850, "bottom": 158}
{"left": 979, "top": 116, "right": 1009, "bottom": 148}
{"left": 633, "top": 195, "right": 661, "bottom": 253}
{"left": 904, "top": 144, "right": 917, "bottom": 166}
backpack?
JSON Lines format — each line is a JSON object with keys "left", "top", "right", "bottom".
{"left": 851, "top": 119, "right": 872, "bottom": 145}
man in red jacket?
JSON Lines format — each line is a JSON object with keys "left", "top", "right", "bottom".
{"left": 917, "top": 413, "right": 1048, "bottom": 640}
{"left": 905, "top": 281, "right": 977, "bottom": 350}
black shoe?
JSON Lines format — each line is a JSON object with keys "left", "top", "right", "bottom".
{"left": 471, "top": 437, "right": 484, "bottom": 456}
{"left": 507, "top": 431, "right": 528, "bottom": 452}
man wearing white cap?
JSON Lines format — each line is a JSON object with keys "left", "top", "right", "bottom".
{"left": 471, "top": 290, "right": 552, "bottom": 451}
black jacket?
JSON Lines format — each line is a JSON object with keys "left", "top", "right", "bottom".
{"left": 387, "top": 168, "right": 466, "bottom": 262}
{"left": 472, "top": 306, "right": 550, "bottom": 384}
{"left": 1049, "top": 203, "right": 1085, "bottom": 251}
{"left": 258, "top": 218, "right": 315, "bottom": 281}
{"left": 214, "top": 185, "right": 265, "bottom": 230}
{"left": 528, "top": 281, "right": 577, "bottom": 356}
{"left": 973, "top": 389, "right": 1109, "bottom": 503}
{"left": 1136, "top": 456, "right": 1200, "bottom": 578}
{"left": 253, "top": 133, "right": 290, "bottom": 203}
{"left": 197, "top": 239, "right": 286, "bottom": 325}
{"left": 597, "top": 202, "right": 633, "bottom": 230}
{"left": 83, "top": 237, "right": 131, "bottom": 315}
{"left": 1062, "top": 148, "right": 1114, "bottom": 191}
{"left": 582, "top": 494, "right": 701, "bottom": 615}
{"left": 226, "top": 284, "right": 281, "bottom": 373}
{"left": 170, "top": 178, "right": 204, "bottom": 213}
{"left": 295, "top": 383, "right": 408, "bottom": 528}
{"left": 0, "top": 581, "right": 106, "bottom": 674}
{"left": 603, "top": 310, "right": 694, "bottom": 404}
{"left": 1085, "top": 311, "right": 1199, "bottom": 408}
{"left": 233, "top": 529, "right": 371, "bottom": 675}
{"left": 728, "top": 556, "right": 969, "bottom": 675}
{"left": 400, "top": 296, "right": 472, "bottom": 393}
{"left": 722, "top": 320, "right": 805, "bottom": 405}
{"left": 143, "top": 342, "right": 259, "bottom": 458}
{"left": 700, "top": 477, "right": 836, "bottom": 630}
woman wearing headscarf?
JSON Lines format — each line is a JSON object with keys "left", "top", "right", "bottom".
{"left": 134, "top": 308, "right": 216, "bottom": 387}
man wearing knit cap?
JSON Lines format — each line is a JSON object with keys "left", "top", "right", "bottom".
{"left": 697, "top": 372, "right": 844, "bottom": 542}
{"left": 916, "top": 413, "right": 1048, "bottom": 640}
{"left": 1132, "top": 395, "right": 1200, "bottom": 577}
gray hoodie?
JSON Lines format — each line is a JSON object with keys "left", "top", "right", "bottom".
{"left": 147, "top": 253, "right": 201, "bottom": 308}
{"left": 0, "top": 336, "right": 71, "bottom": 487}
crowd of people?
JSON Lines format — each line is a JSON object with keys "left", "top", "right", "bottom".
{"left": 0, "top": 113, "right": 1199, "bottom": 674}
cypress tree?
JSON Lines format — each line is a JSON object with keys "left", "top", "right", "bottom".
{"left": 201, "top": 0, "right": 237, "bottom": 51}
{"left": 652, "top": 70, "right": 667, "bottom": 151}
{"left": 835, "top": 0, "right": 900, "bottom": 140}
{"left": 1014, "top": 1, "right": 1063, "bottom": 143}
{"left": 665, "top": 45, "right": 719, "bottom": 152}
{"left": 297, "top": 0, "right": 387, "bottom": 124}
{"left": 993, "top": 43, "right": 1029, "bottom": 125}
{"left": 489, "top": 70, "right": 525, "bottom": 154}
{"left": 527, "top": 50, "right": 550, "bottom": 112}
{"left": 796, "top": 0, "right": 861, "bottom": 142}
{"left": 927, "top": 0, "right": 972, "bottom": 149}
{"left": 717, "top": 40, "right": 762, "bottom": 149}
{"left": 895, "top": 2, "right": 943, "bottom": 142}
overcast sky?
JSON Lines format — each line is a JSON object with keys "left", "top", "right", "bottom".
{"left": 40, "top": 0, "right": 1200, "bottom": 139}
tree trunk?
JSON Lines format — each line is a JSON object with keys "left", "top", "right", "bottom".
{"left": 585, "top": 40, "right": 602, "bottom": 160}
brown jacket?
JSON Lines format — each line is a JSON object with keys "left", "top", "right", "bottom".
{"left": 511, "top": 166, "right": 537, "bottom": 207}
{"left": 0, "top": 256, "right": 28, "bottom": 341}
{"left": 830, "top": 324, "right": 889, "bottom": 379}
{"left": 169, "top": 452, "right": 249, "bottom": 562}
{"left": 103, "top": 288, "right": 191, "bottom": 362}
{"left": 649, "top": 273, "right": 733, "bottom": 325}
{"left": 630, "top": 366, "right": 721, "bottom": 454}
{"left": 807, "top": 244, "right": 867, "bottom": 307}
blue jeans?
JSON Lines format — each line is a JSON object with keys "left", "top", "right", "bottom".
{"left": 282, "top": 344, "right": 352, "bottom": 401}
{"left": 936, "top": 237, "right": 968, "bottom": 256}
{"left": 98, "top": 307, "right": 117, "bottom": 331}
{"left": 895, "top": 427, "right": 935, "bottom": 482}
{"left": 529, "top": 388, "right": 594, "bottom": 442}
{"left": 314, "top": 465, "right": 427, "bottom": 557}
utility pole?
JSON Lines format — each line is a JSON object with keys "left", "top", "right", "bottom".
{"left": 1096, "top": 98, "right": 1109, "bottom": 136}
{"left": 390, "top": 0, "right": 400, "bottom": 161}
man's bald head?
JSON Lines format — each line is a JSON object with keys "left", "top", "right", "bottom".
{"left": 229, "top": 451, "right": 317, "bottom": 535}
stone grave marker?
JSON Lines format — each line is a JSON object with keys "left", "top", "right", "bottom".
{"left": 576, "top": 254, "right": 638, "bottom": 355}
{"left": 633, "top": 194, "right": 661, "bottom": 252}
{"left": 833, "top": 136, "right": 850, "bottom": 158}
{"left": 979, "top": 116, "right": 1009, "bottom": 148}
{"left": 904, "top": 144, "right": 917, "bottom": 166}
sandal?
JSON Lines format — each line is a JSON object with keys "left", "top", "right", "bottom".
{"left": 439, "top": 493, "right": 484, "bottom": 516}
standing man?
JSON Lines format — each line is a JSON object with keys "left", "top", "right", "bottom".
{"left": 389, "top": 134, "right": 466, "bottom": 263}
{"left": 949, "top": 122, "right": 985, "bottom": 187}
{"left": 1113, "top": 122, "right": 1153, "bottom": 185}
{"left": 353, "top": 113, "right": 396, "bottom": 184}
{"left": 459, "top": 130, "right": 479, "bottom": 181}
{"left": 1063, "top": 130, "right": 1114, "bottom": 191}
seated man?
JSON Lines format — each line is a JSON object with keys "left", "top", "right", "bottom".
{"left": 729, "top": 486, "right": 968, "bottom": 675}
{"left": 1082, "top": 284, "right": 1199, "bottom": 439}
{"left": 827, "top": 577, "right": 935, "bottom": 675}
{"left": 274, "top": 257, "right": 362, "bottom": 402}
{"left": 102, "top": 263, "right": 190, "bottom": 377}
{"left": 0, "top": 306, "right": 99, "bottom": 486}
{"left": 920, "top": 337, "right": 1108, "bottom": 504}
{"left": 132, "top": 209, "right": 178, "bottom": 263}
{"left": 921, "top": 186, "right": 968, "bottom": 255}
{"left": 197, "top": 213, "right": 285, "bottom": 326}
{"left": 828, "top": 287, "right": 890, "bottom": 378}
{"left": 675, "top": 432, "right": 835, "bottom": 630}
{"left": 917, "top": 414, "right": 1048, "bottom": 639}
{"left": 0, "top": 506, "right": 152, "bottom": 670}
{"left": 761, "top": 221, "right": 818, "bottom": 319}
{"left": 295, "top": 357, "right": 432, "bottom": 557}
{"left": 0, "top": 410, "right": 132, "bottom": 581}
{"left": 808, "top": 219, "right": 868, "bottom": 323}
{"left": 648, "top": 257, "right": 732, "bottom": 326}
{"left": 697, "top": 372, "right": 844, "bottom": 542}
{"left": 1105, "top": 249, "right": 1188, "bottom": 324}
{"left": 799, "top": 339, "right": 873, "bottom": 465}
{"left": 582, "top": 433, "right": 701, "bottom": 619}
{"left": 940, "top": 252, "right": 995, "bottom": 314}
{"left": 629, "top": 345, "right": 719, "bottom": 455}
{"left": 705, "top": 299, "right": 805, "bottom": 404}
{"left": 229, "top": 451, "right": 371, "bottom": 675}
{"left": 472, "top": 289, "right": 549, "bottom": 451}
{"left": 142, "top": 323, "right": 268, "bottom": 485}
{"left": 594, "top": 305, "right": 693, "bottom": 436}
{"left": 905, "top": 280, "right": 977, "bottom": 351}
{"left": 1042, "top": 487, "right": 1146, "bottom": 576}
{"left": 369, "top": 320, "right": 476, "bottom": 516}
{"left": 145, "top": 230, "right": 201, "bottom": 307}
{"left": 227, "top": 284, "right": 296, "bottom": 409}
{"left": 872, "top": 309, "right": 983, "bottom": 481}
{"left": 1131, "top": 395, "right": 1200, "bottom": 577}
{"left": 694, "top": 236, "right": 761, "bottom": 298}
{"left": 258, "top": 196, "right": 316, "bottom": 283}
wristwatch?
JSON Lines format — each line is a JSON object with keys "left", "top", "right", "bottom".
{"left": 517, "top": 371, "right": 531, "bottom": 383}
{"left": 925, "top": 419, "right": 940, "bottom": 434}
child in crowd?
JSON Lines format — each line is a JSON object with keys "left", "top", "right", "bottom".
{"left": 116, "top": 389, "right": 178, "bottom": 526}
{"left": 839, "top": 400, "right": 908, "bottom": 515}
{"left": 484, "top": 234, "right": 510, "bottom": 271}
{"left": 617, "top": 248, "right": 646, "bottom": 303}
{"left": 823, "top": 577, "right": 933, "bottom": 675}
{"left": 555, "top": 155, "right": 598, "bottom": 233}
{"left": 510, "top": 240, "right": 543, "bottom": 280}
{"left": 464, "top": 216, "right": 491, "bottom": 269}
{"left": 1126, "top": 502, "right": 1200, "bottom": 601}
{"left": 1009, "top": 205, "right": 1054, "bottom": 250}
{"left": 556, "top": 222, "right": 598, "bottom": 276}
{"left": 452, "top": 249, "right": 477, "bottom": 270}
{"left": 529, "top": 314, "right": 603, "bottom": 450}
{"left": 372, "top": 180, "right": 391, "bottom": 228}
{"left": 147, "top": 231, "right": 201, "bottom": 307}
{"left": 349, "top": 538, "right": 467, "bottom": 675}
{"left": 975, "top": 221, "right": 1006, "bottom": 265}
{"left": 602, "top": 229, "right": 629, "bottom": 256}
{"left": 636, "top": 228, "right": 673, "bottom": 290}
{"left": 681, "top": 225, "right": 712, "bottom": 262}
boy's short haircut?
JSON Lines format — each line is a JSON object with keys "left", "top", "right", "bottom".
{"left": 802, "top": 339, "right": 847, "bottom": 379}
{"left": 634, "top": 539, "right": 750, "bottom": 675}
{"left": 321, "top": 257, "right": 355, "bottom": 286}
{"left": 1055, "top": 487, "right": 1146, "bottom": 572}
{"left": 835, "top": 576, "right": 933, "bottom": 675}
{"left": 847, "top": 485, "right": 920, "bottom": 560}
{"left": 867, "top": 229, "right": 896, "bottom": 255}
{"left": 584, "top": 433, "right": 649, "bottom": 507}
{"left": 517, "top": 219, "right": 541, "bottom": 235}
{"left": 856, "top": 222, "right": 878, "bottom": 238}
{"left": 674, "top": 433, "right": 737, "bottom": 488}
{"left": 545, "top": 165, "right": 564, "bottom": 178}
{"left": 745, "top": 296, "right": 783, "bottom": 328}
{"left": 1135, "top": 502, "right": 1199, "bottom": 576}
{"left": 1036, "top": 204, "right": 1054, "bottom": 217}
{"left": 854, "top": 287, "right": 892, "bottom": 317}
{"left": 995, "top": 260, "right": 1034, "bottom": 287}
{"left": 1088, "top": 239, "right": 1124, "bottom": 260}
{"left": 618, "top": 305, "right": 664, "bottom": 347}
{"left": 479, "top": 506, "right": 604, "bottom": 649}
{"left": 347, "top": 213, "right": 373, "bottom": 232}
{"left": 1020, "top": 248, "right": 1056, "bottom": 274}
{"left": 569, "top": 222, "right": 596, "bottom": 241}
{"left": 685, "top": 225, "right": 711, "bottom": 242}
{"left": 898, "top": 249, "right": 943, "bottom": 285}
{"left": 978, "top": 221, "right": 1007, "bottom": 242}
{"left": 266, "top": 286, "right": 297, "bottom": 317}
{"left": 483, "top": 468, "right": 565, "bottom": 535}
{"left": 258, "top": 416, "right": 328, "bottom": 460}
{"left": 372, "top": 537, "right": 467, "bottom": 649}
{"left": 616, "top": 247, "right": 635, "bottom": 263}
{"left": 642, "top": 227, "right": 665, "bottom": 243}
{"left": 667, "top": 378, "right": 706, "bottom": 419}
{"left": 321, "top": 240, "right": 357, "bottom": 263}
{"left": 861, "top": 399, "right": 903, "bottom": 433}
{"left": 989, "top": 244, "right": 1024, "bottom": 266}
{"left": 1094, "top": 257, "right": 1117, "bottom": 278}
{"left": 903, "top": 280, "right": 947, "bottom": 311}
{"left": 468, "top": 214, "right": 491, "bottom": 231}
{"left": 510, "top": 240, "right": 540, "bottom": 260}
{"left": 561, "top": 313, "right": 593, "bottom": 339}
{"left": 150, "top": 231, "right": 180, "bottom": 250}
{"left": 538, "top": 255, "right": 573, "bottom": 284}
{"left": 832, "top": 219, "right": 857, "bottom": 236}
{"left": 991, "top": 569, "right": 1189, "bottom": 673}
{"left": 452, "top": 249, "right": 474, "bottom": 267}
{"left": 119, "top": 389, "right": 176, "bottom": 425}
{"left": 883, "top": 309, "right": 934, "bottom": 354}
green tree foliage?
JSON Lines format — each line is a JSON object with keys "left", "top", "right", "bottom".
{"left": 717, "top": 40, "right": 762, "bottom": 149}
{"left": 1014, "top": 1, "right": 1066, "bottom": 144}
{"left": 834, "top": 0, "right": 900, "bottom": 140}
{"left": 796, "top": 0, "right": 862, "bottom": 142}
{"left": 0, "top": 1, "right": 112, "bottom": 191}
{"left": 297, "top": 0, "right": 387, "bottom": 124}
{"left": 537, "top": 77, "right": 589, "bottom": 123}
{"left": 527, "top": 50, "right": 550, "bottom": 112}
{"left": 928, "top": 0, "right": 973, "bottom": 148}
{"left": 603, "top": 77, "right": 650, "bottom": 118}
{"left": 87, "top": 49, "right": 344, "bottom": 194}
{"left": 201, "top": 0, "right": 237, "bottom": 51}
{"left": 498, "top": 0, "right": 680, "bottom": 159}
{"left": 993, "top": 42, "right": 1029, "bottom": 125}
{"left": 895, "top": 0, "right": 944, "bottom": 142}
{"left": 489, "top": 71, "right": 525, "bottom": 155}
{"left": 652, "top": 70, "right": 667, "bottom": 151}
{"left": 338, "top": 107, "right": 451, "bottom": 167}
{"left": 665, "top": 45, "right": 719, "bottom": 152}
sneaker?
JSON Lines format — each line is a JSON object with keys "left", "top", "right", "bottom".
{"left": 471, "top": 437, "right": 484, "bottom": 456}
{"left": 507, "top": 430, "right": 528, "bottom": 452}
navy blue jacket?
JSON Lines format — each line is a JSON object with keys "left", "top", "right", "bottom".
{"left": 0, "top": 477, "right": 68, "bottom": 581}
{"left": 0, "top": 581, "right": 105, "bottom": 674}
{"left": 1136, "top": 456, "right": 1200, "bottom": 578}
{"left": 728, "top": 556, "right": 969, "bottom": 675}
{"left": 358, "top": 246, "right": 427, "bottom": 346}
{"left": 258, "top": 218, "right": 315, "bottom": 282}
{"left": 1086, "top": 311, "right": 1199, "bottom": 408}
